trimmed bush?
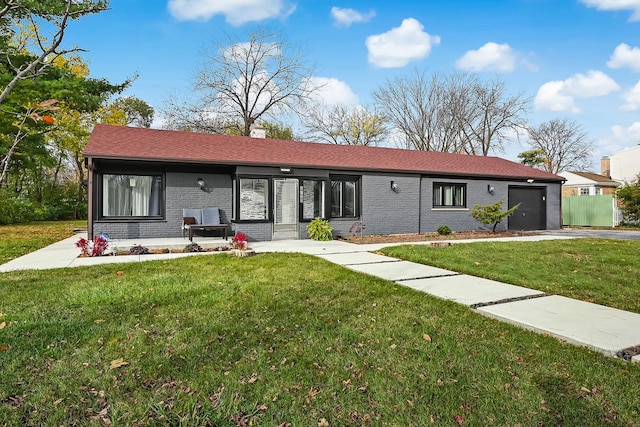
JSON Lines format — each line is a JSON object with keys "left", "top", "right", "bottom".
{"left": 307, "top": 217, "right": 333, "bottom": 241}
{"left": 437, "top": 225, "right": 452, "bottom": 235}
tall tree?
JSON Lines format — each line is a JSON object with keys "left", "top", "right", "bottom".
{"left": 373, "top": 70, "right": 529, "bottom": 155}
{"left": 517, "top": 148, "right": 546, "bottom": 168}
{"left": 221, "top": 120, "right": 294, "bottom": 140}
{"left": 303, "top": 104, "right": 388, "bottom": 146}
{"left": 162, "top": 28, "right": 320, "bottom": 136}
{"left": 617, "top": 175, "right": 640, "bottom": 223}
{"left": 372, "top": 70, "right": 447, "bottom": 151}
{"left": 461, "top": 77, "right": 529, "bottom": 156}
{"left": 524, "top": 118, "right": 594, "bottom": 174}
{"left": 0, "top": 0, "right": 109, "bottom": 105}
{"left": 111, "top": 96, "right": 154, "bottom": 128}
{"left": 0, "top": 47, "right": 127, "bottom": 188}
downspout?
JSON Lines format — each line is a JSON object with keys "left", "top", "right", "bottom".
{"left": 87, "top": 157, "right": 94, "bottom": 239}
{"left": 418, "top": 175, "right": 423, "bottom": 234}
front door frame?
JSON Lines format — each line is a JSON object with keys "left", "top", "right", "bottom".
{"left": 273, "top": 178, "right": 299, "bottom": 240}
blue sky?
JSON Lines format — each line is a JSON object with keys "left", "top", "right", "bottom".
{"left": 62, "top": 0, "right": 640, "bottom": 169}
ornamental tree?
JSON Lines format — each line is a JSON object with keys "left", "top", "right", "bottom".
{"left": 617, "top": 175, "right": 640, "bottom": 223}
{"left": 470, "top": 200, "right": 520, "bottom": 232}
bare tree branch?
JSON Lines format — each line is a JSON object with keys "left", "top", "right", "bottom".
{"left": 0, "top": 0, "right": 108, "bottom": 105}
{"left": 525, "top": 118, "right": 594, "bottom": 174}
{"left": 373, "top": 71, "right": 529, "bottom": 155}
{"left": 303, "top": 104, "right": 388, "bottom": 146}
{"left": 162, "top": 28, "right": 320, "bottom": 136}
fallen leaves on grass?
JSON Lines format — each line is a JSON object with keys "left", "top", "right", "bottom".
{"left": 423, "top": 334, "right": 432, "bottom": 342}
{"left": 109, "top": 358, "right": 128, "bottom": 369}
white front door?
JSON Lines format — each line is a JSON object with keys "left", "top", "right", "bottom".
{"left": 273, "top": 178, "right": 299, "bottom": 240}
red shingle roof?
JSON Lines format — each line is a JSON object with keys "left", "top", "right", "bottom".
{"left": 84, "top": 125, "right": 563, "bottom": 181}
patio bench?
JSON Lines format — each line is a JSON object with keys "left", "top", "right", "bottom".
{"left": 182, "top": 207, "right": 228, "bottom": 242}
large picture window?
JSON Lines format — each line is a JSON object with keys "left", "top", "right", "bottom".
{"left": 239, "top": 178, "right": 269, "bottom": 220}
{"left": 302, "top": 180, "right": 325, "bottom": 219}
{"left": 433, "top": 183, "right": 466, "bottom": 208}
{"left": 331, "top": 178, "right": 358, "bottom": 218}
{"left": 102, "top": 174, "right": 163, "bottom": 217}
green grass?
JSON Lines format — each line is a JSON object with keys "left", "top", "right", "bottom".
{"left": 0, "top": 220, "right": 85, "bottom": 264}
{"left": 1, "top": 253, "right": 640, "bottom": 426}
{"left": 380, "top": 239, "right": 640, "bottom": 314}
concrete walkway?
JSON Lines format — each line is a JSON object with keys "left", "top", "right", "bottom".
{"left": 2, "top": 233, "right": 640, "bottom": 362}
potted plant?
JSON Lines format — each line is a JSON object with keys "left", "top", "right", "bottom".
{"left": 230, "top": 232, "right": 254, "bottom": 257}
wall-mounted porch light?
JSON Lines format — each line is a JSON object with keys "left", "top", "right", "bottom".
{"left": 487, "top": 185, "right": 495, "bottom": 194}
{"left": 390, "top": 180, "right": 399, "bottom": 193}
{"left": 280, "top": 167, "right": 292, "bottom": 174}
{"left": 197, "top": 177, "right": 205, "bottom": 190}
{"left": 526, "top": 178, "right": 535, "bottom": 184}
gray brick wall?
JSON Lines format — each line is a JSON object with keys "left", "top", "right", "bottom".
{"left": 545, "top": 183, "right": 562, "bottom": 229}
{"left": 94, "top": 172, "right": 232, "bottom": 239}
{"left": 420, "top": 177, "right": 528, "bottom": 232}
{"left": 233, "top": 222, "right": 272, "bottom": 242}
{"left": 361, "top": 174, "right": 421, "bottom": 235}
{"left": 93, "top": 168, "right": 562, "bottom": 241}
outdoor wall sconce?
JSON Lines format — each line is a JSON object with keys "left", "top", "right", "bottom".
{"left": 197, "top": 177, "right": 205, "bottom": 190}
{"left": 390, "top": 180, "right": 399, "bottom": 193}
{"left": 487, "top": 185, "right": 495, "bottom": 194}
{"left": 526, "top": 178, "right": 535, "bottom": 184}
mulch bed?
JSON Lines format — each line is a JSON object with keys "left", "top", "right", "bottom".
{"left": 339, "top": 230, "right": 538, "bottom": 245}
{"left": 110, "top": 247, "right": 230, "bottom": 256}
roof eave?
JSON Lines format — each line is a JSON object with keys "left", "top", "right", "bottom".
{"left": 84, "top": 153, "right": 563, "bottom": 182}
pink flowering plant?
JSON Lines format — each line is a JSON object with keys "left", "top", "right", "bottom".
{"left": 76, "top": 236, "right": 109, "bottom": 257}
{"left": 231, "top": 232, "right": 248, "bottom": 250}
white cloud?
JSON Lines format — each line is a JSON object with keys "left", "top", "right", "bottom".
{"left": 607, "top": 43, "right": 640, "bottom": 71}
{"left": 535, "top": 81, "right": 579, "bottom": 112}
{"left": 306, "top": 77, "right": 359, "bottom": 106}
{"left": 597, "top": 122, "right": 640, "bottom": 158}
{"left": 621, "top": 80, "right": 640, "bottom": 110}
{"left": 580, "top": 0, "right": 640, "bottom": 21}
{"left": 535, "top": 70, "right": 620, "bottom": 112}
{"left": 167, "top": 0, "right": 296, "bottom": 25}
{"left": 455, "top": 42, "right": 518, "bottom": 73}
{"left": 365, "top": 18, "right": 440, "bottom": 68}
{"left": 564, "top": 70, "right": 620, "bottom": 96}
{"left": 331, "top": 7, "right": 375, "bottom": 27}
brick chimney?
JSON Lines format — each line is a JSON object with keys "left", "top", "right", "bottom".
{"left": 601, "top": 156, "right": 611, "bottom": 178}
{"left": 250, "top": 124, "right": 266, "bottom": 139}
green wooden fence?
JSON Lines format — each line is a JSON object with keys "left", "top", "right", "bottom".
{"left": 562, "top": 195, "right": 615, "bottom": 226}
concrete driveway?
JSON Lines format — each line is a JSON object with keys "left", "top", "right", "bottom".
{"left": 540, "top": 228, "right": 640, "bottom": 240}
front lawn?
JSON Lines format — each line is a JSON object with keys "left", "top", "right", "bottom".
{"left": 380, "top": 238, "right": 640, "bottom": 314}
{"left": 0, "top": 220, "right": 85, "bottom": 264}
{"left": 1, "top": 254, "right": 639, "bottom": 425}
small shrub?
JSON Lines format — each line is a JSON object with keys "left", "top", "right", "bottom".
{"left": 471, "top": 200, "right": 519, "bottom": 232}
{"left": 307, "top": 217, "right": 333, "bottom": 241}
{"left": 231, "top": 232, "right": 249, "bottom": 250}
{"left": 76, "top": 236, "right": 109, "bottom": 257}
{"left": 437, "top": 225, "right": 452, "bottom": 235}
{"left": 184, "top": 243, "right": 204, "bottom": 253}
{"left": 128, "top": 245, "right": 150, "bottom": 255}
{"left": 349, "top": 221, "right": 365, "bottom": 236}
{"left": 617, "top": 176, "right": 640, "bottom": 223}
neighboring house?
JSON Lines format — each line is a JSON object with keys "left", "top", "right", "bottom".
{"left": 602, "top": 145, "right": 640, "bottom": 184}
{"left": 83, "top": 125, "right": 564, "bottom": 241}
{"left": 560, "top": 171, "right": 620, "bottom": 197}
{"left": 560, "top": 171, "right": 622, "bottom": 227}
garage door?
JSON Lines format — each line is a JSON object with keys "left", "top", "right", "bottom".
{"left": 508, "top": 186, "right": 546, "bottom": 230}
